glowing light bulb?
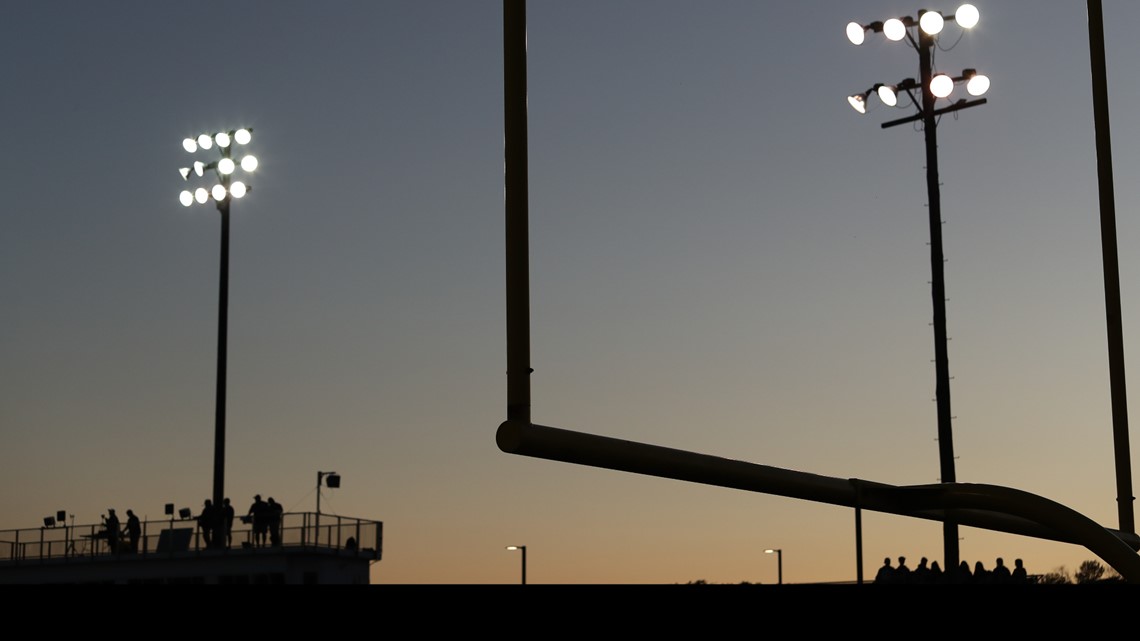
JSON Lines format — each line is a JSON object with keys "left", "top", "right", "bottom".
{"left": 848, "top": 94, "right": 867, "bottom": 114}
{"left": 883, "top": 18, "right": 906, "bottom": 41}
{"left": 930, "top": 74, "right": 954, "bottom": 98}
{"left": 179, "top": 191, "right": 193, "bottom": 207}
{"left": 919, "top": 12, "right": 945, "bottom": 35}
{"left": 240, "top": 155, "right": 258, "bottom": 172}
{"left": 182, "top": 138, "right": 198, "bottom": 153}
{"left": 218, "top": 158, "right": 235, "bottom": 175}
{"left": 230, "top": 181, "right": 247, "bottom": 198}
{"left": 194, "top": 188, "right": 209, "bottom": 204}
{"left": 877, "top": 85, "right": 898, "bottom": 107}
{"left": 215, "top": 132, "right": 231, "bottom": 148}
{"left": 234, "top": 129, "right": 252, "bottom": 145}
{"left": 966, "top": 74, "right": 990, "bottom": 96}
{"left": 212, "top": 184, "right": 227, "bottom": 201}
{"left": 846, "top": 22, "right": 865, "bottom": 45}
{"left": 955, "top": 4, "right": 979, "bottom": 29}
{"left": 197, "top": 134, "right": 213, "bottom": 150}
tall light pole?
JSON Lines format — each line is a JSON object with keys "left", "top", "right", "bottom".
{"left": 506, "top": 545, "right": 527, "bottom": 584}
{"left": 179, "top": 129, "right": 258, "bottom": 545}
{"left": 764, "top": 548, "right": 783, "bottom": 585}
{"left": 1086, "top": 0, "right": 1135, "bottom": 536}
{"left": 845, "top": 5, "right": 989, "bottom": 572}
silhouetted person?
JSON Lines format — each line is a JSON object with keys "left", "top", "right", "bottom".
{"left": 913, "top": 557, "right": 931, "bottom": 584}
{"left": 929, "top": 560, "right": 944, "bottom": 583}
{"left": 125, "top": 509, "right": 141, "bottom": 554}
{"left": 223, "top": 498, "right": 235, "bottom": 548}
{"left": 895, "top": 556, "right": 911, "bottom": 583}
{"left": 198, "top": 499, "right": 217, "bottom": 549}
{"left": 991, "top": 557, "right": 1011, "bottom": 583}
{"left": 248, "top": 495, "right": 268, "bottom": 547}
{"left": 973, "top": 560, "right": 990, "bottom": 584}
{"left": 266, "top": 497, "right": 283, "bottom": 546}
{"left": 956, "top": 560, "right": 972, "bottom": 584}
{"left": 875, "top": 557, "right": 894, "bottom": 584}
{"left": 345, "top": 536, "right": 357, "bottom": 552}
{"left": 104, "top": 509, "right": 121, "bottom": 554}
{"left": 1011, "top": 558, "right": 1028, "bottom": 584}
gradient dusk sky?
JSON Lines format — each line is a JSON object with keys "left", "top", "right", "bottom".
{"left": 6, "top": 1, "right": 1140, "bottom": 584}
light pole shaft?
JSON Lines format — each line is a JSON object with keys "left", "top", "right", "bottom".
{"left": 919, "top": 29, "right": 959, "bottom": 571}
{"left": 504, "top": 0, "right": 532, "bottom": 425}
{"left": 212, "top": 197, "right": 230, "bottom": 529}
{"left": 1087, "top": 0, "right": 1135, "bottom": 535}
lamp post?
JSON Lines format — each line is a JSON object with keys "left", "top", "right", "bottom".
{"left": 178, "top": 129, "right": 257, "bottom": 546}
{"left": 845, "top": 5, "right": 988, "bottom": 573}
{"left": 506, "top": 545, "right": 527, "bottom": 584}
{"left": 315, "top": 470, "right": 340, "bottom": 547}
{"left": 764, "top": 548, "right": 782, "bottom": 585}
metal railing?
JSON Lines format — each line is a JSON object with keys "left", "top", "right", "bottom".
{"left": 0, "top": 512, "right": 382, "bottom": 565}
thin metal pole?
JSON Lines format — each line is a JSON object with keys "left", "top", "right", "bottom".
{"left": 777, "top": 549, "right": 782, "bottom": 585}
{"left": 1087, "top": 0, "right": 1135, "bottom": 535}
{"left": 918, "top": 26, "right": 959, "bottom": 572}
{"left": 521, "top": 545, "right": 527, "bottom": 585}
{"left": 504, "top": 0, "right": 532, "bottom": 424}
{"left": 212, "top": 195, "right": 230, "bottom": 541}
{"left": 853, "top": 480, "right": 864, "bottom": 585}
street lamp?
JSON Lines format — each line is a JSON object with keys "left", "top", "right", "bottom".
{"left": 764, "top": 548, "right": 783, "bottom": 585}
{"left": 178, "top": 128, "right": 257, "bottom": 545}
{"left": 844, "top": 5, "right": 988, "bottom": 572}
{"left": 506, "top": 545, "right": 527, "bottom": 584}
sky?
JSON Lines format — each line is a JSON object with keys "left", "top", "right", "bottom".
{"left": 5, "top": 0, "right": 1140, "bottom": 584}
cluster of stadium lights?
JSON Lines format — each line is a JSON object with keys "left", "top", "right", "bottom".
{"left": 845, "top": 4, "right": 989, "bottom": 114}
{"left": 178, "top": 128, "right": 257, "bottom": 207}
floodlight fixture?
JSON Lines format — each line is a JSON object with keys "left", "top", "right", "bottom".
{"left": 180, "top": 167, "right": 191, "bottom": 180}
{"left": 930, "top": 74, "right": 955, "bottom": 98}
{"left": 965, "top": 70, "right": 990, "bottom": 96}
{"left": 954, "top": 4, "right": 979, "bottom": 29}
{"left": 234, "top": 128, "right": 252, "bottom": 145}
{"left": 240, "top": 155, "right": 258, "bottom": 172}
{"left": 197, "top": 134, "right": 213, "bottom": 150}
{"left": 194, "top": 161, "right": 205, "bottom": 177}
{"left": 43, "top": 516, "right": 56, "bottom": 527}
{"left": 215, "top": 132, "right": 231, "bottom": 148}
{"left": 846, "top": 22, "right": 866, "bottom": 45}
{"left": 218, "top": 158, "right": 235, "bottom": 175}
{"left": 211, "top": 184, "right": 227, "bottom": 201}
{"left": 919, "top": 11, "right": 945, "bottom": 35}
{"left": 883, "top": 18, "right": 906, "bottom": 41}
{"left": 180, "top": 190, "right": 194, "bottom": 207}
{"left": 877, "top": 84, "right": 899, "bottom": 107}
{"left": 183, "top": 138, "right": 198, "bottom": 153}
{"left": 230, "top": 181, "right": 247, "bottom": 198}
{"left": 848, "top": 91, "right": 870, "bottom": 114}
{"left": 194, "top": 187, "right": 209, "bottom": 204}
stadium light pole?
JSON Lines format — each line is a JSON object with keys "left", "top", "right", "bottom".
{"left": 506, "top": 545, "right": 527, "bottom": 584}
{"left": 845, "top": 5, "right": 989, "bottom": 572}
{"left": 764, "top": 548, "right": 783, "bottom": 585}
{"left": 178, "top": 128, "right": 257, "bottom": 545}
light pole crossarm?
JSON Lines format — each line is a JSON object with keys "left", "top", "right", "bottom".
{"left": 880, "top": 97, "right": 987, "bottom": 129}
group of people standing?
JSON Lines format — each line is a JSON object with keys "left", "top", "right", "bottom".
{"left": 245, "top": 495, "right": 284, "bottom": 547}
{"left": 875, "top": 555, "right": 1030, "bottom": 584}
{"left": 195, "top": 495, "right": 283, "bottom": 549}
{"left": 101, "top": 508, "right": 142, "bottom": 554}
